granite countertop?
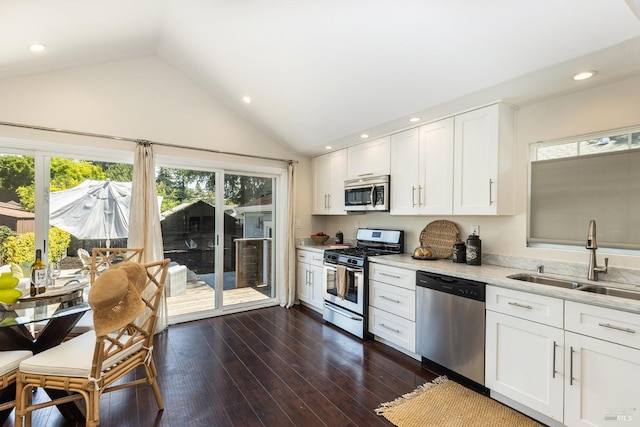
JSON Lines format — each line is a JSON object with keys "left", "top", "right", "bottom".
{"left": 370, "top": 254, "right": 640, "bottom": 315}
{"left": 296, "top": 244, "right": 351, "bottom": 253}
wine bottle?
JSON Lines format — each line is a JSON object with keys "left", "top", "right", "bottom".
{"left": 30, "top": 249, "right": 47, "bottom": 296}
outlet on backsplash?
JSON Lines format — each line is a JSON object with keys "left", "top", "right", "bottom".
{"left": 472, "top": 225, "right": 480, "bottom": 236}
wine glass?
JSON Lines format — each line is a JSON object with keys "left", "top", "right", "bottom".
{"left": 48, "top": 262, "right": 61, "bottom": 287}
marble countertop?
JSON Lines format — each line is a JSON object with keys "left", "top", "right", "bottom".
{"left": 371, "top": 254, "right": 640, "bottom": 315}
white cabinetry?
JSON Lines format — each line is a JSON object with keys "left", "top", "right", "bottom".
{"left": 487, "top": 287, "right": 640, "bottom": 427}
{"left": 390, "top": 119, "right": 454, "bottom": 215}
{"left": 485, "top": 286, "right": 564, "bottom": 422}
{"left": 368, "top": 263, "right": 416, "bottom": 353}
{"left": 453, "top": 103, "right": 515, "bottom": 215}
{"left": 296, "top": 249, "right": 324, "bottom": 312}
{"left": 312, "top": 149, "right": 347, "bottom": 215}
{"left": 564, "top": 301, "right": 640, "bottom": 427}
{"left": 347, "top": 136, "right": 390, "bottom": 180}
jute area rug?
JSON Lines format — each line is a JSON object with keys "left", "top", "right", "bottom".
{"left": 375, "top": 376, "right": 545, "bottom": 427}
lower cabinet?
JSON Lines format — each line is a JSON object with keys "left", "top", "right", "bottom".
{"left": 485, "top": 310, "right": 564, "bottom": 422}
{"left": 368, "top": 263, "right": 416, "bottom": 353}
{"left": 296, "top": 249, "right": 324, "bottom": 312}
{"left": 486, "top": 286, "right": 640, "bottom": 427}
{"left": 563, "top": 301, "right": 640, "bottom": 427}
{"left": 485, "top": 286, "right": 564, "bottom": 422}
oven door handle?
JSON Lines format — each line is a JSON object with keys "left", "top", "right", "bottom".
{"left": 323, "top": 303, "right": 363, "bottom": 321}
{"left": 323, "top": 263, "right": 363, "bottom": 274}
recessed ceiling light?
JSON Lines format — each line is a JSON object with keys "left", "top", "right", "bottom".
{"left": 242, "top": 96, "right": 252, "bottom": 104}
{"left": 29, "top": 43, "right": 46, "bottom": 52}
{"left": 325, "top": 145, "right": 333, "bottom": 150}
{"left": 572, "top": 70, "right": 597, "bottom": 81}
{"left": 360, "top": 134, "right": 369, "bottom": 139}
{"left": 409, "top": 117, "right": 420, "bottom": 123}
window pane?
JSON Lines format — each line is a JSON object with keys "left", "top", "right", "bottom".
{"left": 530, "top": 149, "right": 640, "bottom": 249}
{"left": 579, "top": 133, "right": 628, "bottom": 155}
{"left": 0, "top": 153, "right": 36, "bottom": 272}
{"left": 536, "top": 142, "right": 578, "bottom": 160}
{"left": 225, "top": 173, "right": 275, "bottom": 305}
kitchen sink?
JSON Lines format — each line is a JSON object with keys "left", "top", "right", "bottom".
{"left": 578, "top": 285, "right": 640, "bottom": 301}
{"left": 507, "top": 273, "right": 586, "bottom": 289}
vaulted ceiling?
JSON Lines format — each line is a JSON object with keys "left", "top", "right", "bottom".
{"left": 2, "top": 0, "right": 640, "bottom": 156}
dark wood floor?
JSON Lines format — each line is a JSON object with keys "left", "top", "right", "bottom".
{"left": 3, "top": 305, "right": 438, "bottom": 427}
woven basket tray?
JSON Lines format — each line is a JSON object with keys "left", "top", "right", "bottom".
{"left": 419, "top": 220, "right": 460, "bottom": 259}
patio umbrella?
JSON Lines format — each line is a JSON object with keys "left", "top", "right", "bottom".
{"left": 49, "top": 180, "right": 132, "bottom": 247}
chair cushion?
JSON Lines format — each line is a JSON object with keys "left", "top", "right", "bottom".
{"left": 19, "top": 332, "right": 145, "bottom": 377}
{"left": 71, "top": 310, "right": 95, "bottom": 333}
{"left": 0, "top": 350, "right": 33, "bottom": 376}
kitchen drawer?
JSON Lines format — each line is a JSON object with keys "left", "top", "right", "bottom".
{"left": 486, "top": 285, "right": 563, "bottom": 328}
{"left": 369, "top": 306, "right": 415, "bottom": 353}
{"left": 297, "top": 250, "right": 324, "bottom": 267}
{"left": 370, "top": 280, "right": 415, "bottom": 321}
{"left": 565, "top": 301, "right": 640, "bottom": 350}
{"left": 369, "top": 263, "right": 414, "bottom": 290}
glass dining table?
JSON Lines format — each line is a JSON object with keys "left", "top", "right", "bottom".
{"left": 0, "top": 280, "right": 90, "bottom": 424}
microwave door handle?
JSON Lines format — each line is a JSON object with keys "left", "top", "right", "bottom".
{"left": 370, "top": 185, "right": 377, "bottom": 206}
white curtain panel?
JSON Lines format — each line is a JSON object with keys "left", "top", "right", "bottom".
{"left": 129, "top": 142, "right": 168, "bottom": 332}
{"left": 281, "top": 162, "right": 297, "bottom": 308}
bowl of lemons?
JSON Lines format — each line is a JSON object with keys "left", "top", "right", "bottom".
{"left": 0, "top": 272, "right": 22, "bottom": 304}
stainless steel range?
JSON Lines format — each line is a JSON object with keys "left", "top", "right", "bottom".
{"left": 322, "top": 228, "right": 404, "bottom": 339}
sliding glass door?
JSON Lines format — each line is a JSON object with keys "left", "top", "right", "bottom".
{"left": 0, "top": 140, "right": 280, "bottom": 326}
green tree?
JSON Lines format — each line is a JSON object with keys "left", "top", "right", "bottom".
{"left": 16, "top": 158, "right": 105, "bottom": 211}
{"left": 0, "top": 155, "right": 34, "bottom": 202}
{"left": 94, "top": 162, "right": 133, "bottom": 181}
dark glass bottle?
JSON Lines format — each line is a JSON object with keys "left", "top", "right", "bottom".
{"left": 466, "top": 235, "right": 482, "bottom": 266}
{"left": 452, "top": 241, "right": 466, "bottom": 263}
{"left": 30, "top": 249, "right": 47, "bottom": 296}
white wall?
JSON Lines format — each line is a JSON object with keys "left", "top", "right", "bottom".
{"left": 0, "top": 56, "right": 295, "bottom": 161}
{"left": 318, "top": 75, "right": 640, "bottom": 270}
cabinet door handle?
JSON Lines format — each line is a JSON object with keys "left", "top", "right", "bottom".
{"left": 598, "top": 322, "right": 636, "bottom": 334}
{"left": 418, "top": 185, "right": 423, "bottom": 207}
{"left": 412, "top": 186, "right": 416, "bottom": 207}
{"left": 380, "top": 272, "right": 401, "bottom": 279}
{"left": 569, "top": 346, "right": 575, "bottom": 386}
{"left": 489, "top": 178, "right": 494, "bottom": 206}
{"left": 380, "top": 295, "right": 401, "bottom": 304}
{"left": 508, "top": 301, "right": 533, "bottom": 310}
{"left": 378, "top": 323, "right": 400, "bottom": 334}
{"left": 324, "top": 194, "right": 328, "bottom": 209}
{"left": 552, "top": 341, "right": 557, "bottom": 379}
{"left": 327, "top": 193, "right": 331, "bottom": 209}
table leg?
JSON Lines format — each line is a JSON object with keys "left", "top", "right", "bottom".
{"left": 0, "top": 311, "right": 88, "bottom": 423}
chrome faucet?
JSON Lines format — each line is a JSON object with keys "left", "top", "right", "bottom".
{"left": 586, "top": 220, "right": 608, "bottom": 281}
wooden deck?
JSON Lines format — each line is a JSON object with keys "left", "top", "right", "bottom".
{"left": 166, "top": 278, "right": 273, "bottom": 318}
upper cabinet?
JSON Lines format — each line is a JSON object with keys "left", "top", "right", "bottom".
{"left": 312, "top": 149, "right": 347, "bottom": 215}
{"left": 347, "top": 136, "right": 391, "bottom": 180}
{"left": 313, "top": 102, "right": 515, "bottom": 217}
{"left": 453, "top": 103, "right": 515, "bottom": 215}
{"left": 390, "top": 118, "right": 454, "bottom": 215}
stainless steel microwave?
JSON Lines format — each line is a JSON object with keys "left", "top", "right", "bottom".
{"left": 344, "top": 175, "right": 390, "bottom": 212}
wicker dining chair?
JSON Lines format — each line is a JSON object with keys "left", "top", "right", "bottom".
{"left": 90, "top": 248, "right": 144, "bottom": 283}
{"left": 0, "top": 351, "right": 33, "bottom": 413}
{"left": 14, "top": 259, "right": 169, "bottom": 427}
{"left": 63, "top": 248, "right": 144, "bottom": 339}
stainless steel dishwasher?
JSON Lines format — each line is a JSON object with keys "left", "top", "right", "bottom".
{"left": 416, "top": 271, "right": 486, "bottom": 385}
